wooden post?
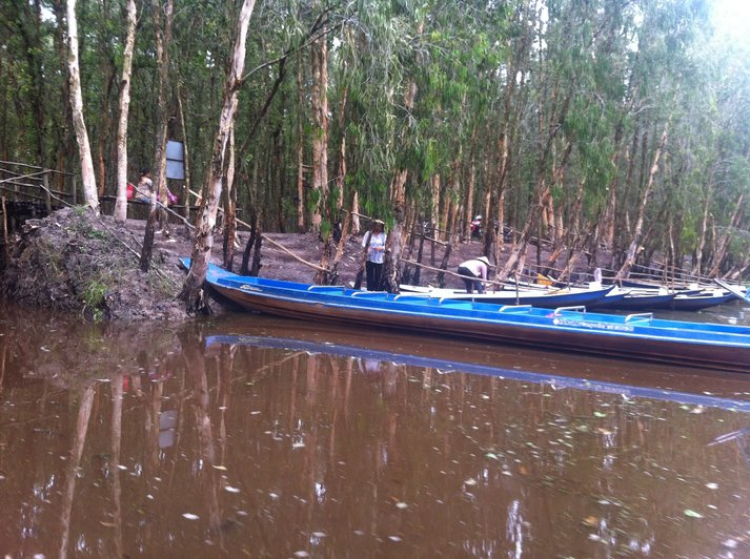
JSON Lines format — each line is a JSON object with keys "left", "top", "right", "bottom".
{"left": 2, "top": 196, "right": 9, "bottom": 259}
{"left": 44, "top": 172, "right": 52, "bottom": 213}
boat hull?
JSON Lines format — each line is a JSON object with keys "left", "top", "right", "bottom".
{"left": 200, "top": 265, "right": 750, "bottom": 373}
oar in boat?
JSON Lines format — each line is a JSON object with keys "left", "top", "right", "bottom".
{"left": 714, "top": 279, "right": 750, "bottom": 305}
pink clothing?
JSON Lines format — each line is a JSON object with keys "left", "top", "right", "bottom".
{"left": 459, "top": 259, "right": 488, "bottom": 280}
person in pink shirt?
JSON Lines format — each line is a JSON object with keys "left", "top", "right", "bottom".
{"left": 457, "top": 256, "right": 490, "bottom": 294}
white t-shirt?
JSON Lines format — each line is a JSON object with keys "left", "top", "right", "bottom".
{"left": 363, "top": 231, "right": 387, "bottom": 264}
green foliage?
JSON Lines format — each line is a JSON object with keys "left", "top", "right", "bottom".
{"left": 2, "top": 0, "right": 750, "bottom": 270}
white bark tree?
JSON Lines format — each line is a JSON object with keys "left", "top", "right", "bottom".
{"left": 180, "top": 0, "right": 257, "bottom": 311}
{"left": 66, "top": 0, "right": 99, "bottom": 213}
{"left": 114, "top": 0, "right": 137, "bottom": 223}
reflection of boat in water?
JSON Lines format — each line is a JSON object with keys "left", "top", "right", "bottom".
{"left": 191, "top": 260, "right": 750, "bottom": 373}
{"left": 206, "top": 332, "right": 750, "bottom": 414}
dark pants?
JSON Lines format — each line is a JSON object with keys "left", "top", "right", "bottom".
{"left": 366, "top": 261, "right": 384, "bottom": 291}
{"left": 457, "top": 266, "right": 484, "bottom": 294}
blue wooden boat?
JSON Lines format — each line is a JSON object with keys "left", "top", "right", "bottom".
{"left": 397, "top": 284, "right": 615, "bottom": 308}
{"left": 192, "top": 261, "right": 750, "bottom": 372}
{"left": 588, "top": 289, "right": 678, "bottom": 311}
{"left": 669, "top": 289, "right": 737, "bottom": 311}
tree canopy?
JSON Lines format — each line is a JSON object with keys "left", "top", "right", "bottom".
{"left": 2, "top": 0, "right": 749, "bottom": 279}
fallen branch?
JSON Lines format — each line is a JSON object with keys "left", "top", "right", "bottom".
{"left": 261, "top": 234, "right": 328, "bottom": 274}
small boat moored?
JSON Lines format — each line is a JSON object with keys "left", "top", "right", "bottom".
{"left": 397, "top": 283, "right": 615, "bottom": 309}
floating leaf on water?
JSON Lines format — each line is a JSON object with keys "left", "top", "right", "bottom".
{"left": 588, "top": 534, "right": 601, "bottom": 541}
{"left": 292, "top": 442, "right": 306, "bottom": 449}
{"left": 182, "top": 513, "right": 200, "bottom": 520}
{"left": 225, "top": 486, "right": 240, "bottom": 494}
{"left": 396, "top": 502, "right": 408, "bottom": 509}
{"left": 582, "top": 516, "right": 599, "bottom": 527}
{"left": 464, "top": 478, "right": 477, "bottom": 486}
{"left": 596, "top": 428, "right": 613, "bottom": 435}
{"left": 213, "top": 465, "right": 228, "bottom": 471}
{"left": 684, "top": 509, "right": 704, "bottom": 519}
{"left": 293, "top": 552, "right": 310, "bottom": 558}
{"left": 100, "top": 521, "right": 118, "bottom": 528}
{"left": 388, "top": 536, "right": 402, "bottom": 542}
{"left": 706, "top": 482, "right": 719, "bottom": 490}
{"left": 312, "top": 531, "right": 326, "bottom": 538}
{"left": 690, "top": 406, "right": 706, "bottom": 415}
{"left": 485, "top": 452, "right": 499, "bottom": 460}
{"left": 593, "top": 411, "right": 607, "bottom": 418}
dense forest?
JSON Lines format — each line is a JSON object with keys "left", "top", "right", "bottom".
{"left": 2, "top": 0, "right": 750, "bottom": 293}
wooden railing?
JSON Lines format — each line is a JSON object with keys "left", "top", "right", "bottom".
{"left": 0, "top": 161, "right": 77, "bottom": 211}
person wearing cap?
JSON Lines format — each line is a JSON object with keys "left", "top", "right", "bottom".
{"left": 362, "top": 220, "right": 387, "bottom": 291}
{"left": 457, "top": 256, "right": 490, "bottom": 294}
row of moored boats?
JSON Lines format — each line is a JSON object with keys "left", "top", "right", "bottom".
{"left": 398, "top": 280, "right": 745, "bottom": 312}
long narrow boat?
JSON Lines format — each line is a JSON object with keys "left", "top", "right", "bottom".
{"left": 669, "top": 289, "right": 736, "bottom": 311}
{"left": 397, "top": 284, "right": 614, "bottom": 309}
{"left": 589, "top": 288, "right": 678, "bottom": 311}
{"left": 193, "top": 261, "right": 750, "bottom": 373}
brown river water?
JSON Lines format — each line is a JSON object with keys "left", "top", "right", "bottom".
{"left": 2, "top": 300, "right": 750, "bottom": 557}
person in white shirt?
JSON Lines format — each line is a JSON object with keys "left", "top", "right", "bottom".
{"left": 362, "top": 220, "right": 387, "bottom": 291}
{"left": 457, "top": 256, "right": 490, "bottom": 294}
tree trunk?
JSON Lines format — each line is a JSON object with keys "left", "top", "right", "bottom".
{"left": 463, "top": 137, "right": 476, "bottom": 242}
{"left": 140, "top": 0, "right": 173, "bottom": 272}
{"left": 310, "top": 30, "right": 328, "bottom": 232}
{"left": 180, "top": 0, "right": 257, "bottom": 312}
{"left": 296, "top": 53, "right": 306, "bottom": 233}
{"left": 708, "top": 193, "right": 746, "bottom": 278}
{"left": 66, "top": 0, "right": 99, "bottom": 213}
{"left": 176, "top": 84, "right": 192, "bottom": 219}
{"left": 615, "top": 120, "right": 670, "bottom": 281}
{"left": 114, "top": 0, "right": 137, "bottom": 223}
{"left": 693, "top": 176, "right": 712, "bottom": 276}
{"left": 384, "top": 72, "right": 418, "bottom": 293}
{"left": 223, "top": 126, "right": 237, "bottom": 271}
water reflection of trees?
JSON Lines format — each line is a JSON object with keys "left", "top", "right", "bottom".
{"left": 2, "top": 320, "right": 749, "bottom": 556}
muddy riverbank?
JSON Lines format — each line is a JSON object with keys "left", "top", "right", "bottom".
{"left": 0, "top": 208, "right": 500, "bottom": 320}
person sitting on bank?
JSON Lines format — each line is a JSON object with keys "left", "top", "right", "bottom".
{"left": 135, "top": 168, "right": 154, "bottom": 204}
{"left": 362, "top": 220, "right": 387, "bottom": 291}
{"left": 457, "top": 256, "right": 490, "bottom": 294}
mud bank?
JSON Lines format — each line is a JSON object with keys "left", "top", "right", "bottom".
{"left": 0, "top": 207, "right": 502, "bottom": 321}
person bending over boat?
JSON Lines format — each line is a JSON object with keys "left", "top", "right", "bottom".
{"left": 457, "top": 256, "right": 490, "bottom": 294}
{"left": 363, "top": 220, "right": 387, "bottom": 291}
